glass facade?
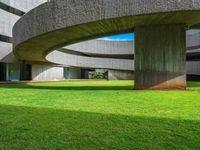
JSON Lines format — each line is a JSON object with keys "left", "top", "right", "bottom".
{"left": 6, "top": 63, "right": 20, "bottom": 81}
{"left": 20, "top": 64, "right": 32, "bottom": 81}
{"left": 63, "top": 67, "right": 69, "bottom": 79}
{"left": 0, "top": 62, "right": 6, "bottom": 81}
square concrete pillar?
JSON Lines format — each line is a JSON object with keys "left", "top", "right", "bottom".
{"left": 134, "top": 24, "right": 186, "bottom": 90}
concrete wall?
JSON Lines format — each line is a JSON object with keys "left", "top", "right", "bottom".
{"left": 0, "top": 5, "right": 20, "bottom": 64}
{"left": 0, "top": 9, "right": 19, "bottom": 37}
{"left": 0, "top": 1, "right": 46, "bottom": 64}
{"left": 32, "top": 64, "right": 64, "bottom": 81}
{"left": 134, "top": 25, "right": 186, "bottom": 89}
{"left": 66, "top": 39, "right": 133, "bottom": 55}
{"left": 0, "top": 0, "right": 47, "bottom": 64}
{"left": 47, "top": 51, "right": 134, "bottom": 71}
{"left": 108, "top": 70, "right": 134, "bottom": 80}
{"left": 0, "top": 41, "right": 19, "bottom": 63}
{"left": 0, "top": 0, "right": 47, "bottom": 12}
{"left": 95, "top": 69, "right": 107, "bottom": 73}
{"left": 0, "top": 1, "right": 66, "bottom": 82}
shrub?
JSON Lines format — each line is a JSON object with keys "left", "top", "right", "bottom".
{"left": 89, "top": 71, "right": 107, "bottom": 79}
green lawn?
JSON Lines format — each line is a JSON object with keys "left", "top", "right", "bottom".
{"left": 0, "top": 80, "right": 200, "bottom": 150}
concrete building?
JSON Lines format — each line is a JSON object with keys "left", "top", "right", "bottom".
{"left": 0, "top": 0, "right": 50, "bottom": 81}
{"left": 0, "top": 0, "right": 136, "bottom": 81}
{"left": 1, "top": 0, "right": 200, "bottom": 89}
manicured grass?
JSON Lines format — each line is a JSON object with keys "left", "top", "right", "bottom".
{"left": 0, "top": 80, "right": 200, "bottom": 149}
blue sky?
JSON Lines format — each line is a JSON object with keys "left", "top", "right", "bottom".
{"left": 99, "top": 33, "right": 134, "bottom": 41}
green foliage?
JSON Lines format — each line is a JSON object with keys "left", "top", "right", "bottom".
{"left": 89, "top": 71, "right": 107, "bottom": 79}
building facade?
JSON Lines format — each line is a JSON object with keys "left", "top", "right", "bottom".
{"left": 0, "top": 0, "right": 200, "bottom": 82}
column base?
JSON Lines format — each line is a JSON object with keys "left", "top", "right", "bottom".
{"left": 134, "top": 81, "right": 186, "bottom": 90}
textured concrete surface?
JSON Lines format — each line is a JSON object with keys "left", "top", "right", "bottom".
{"left": 134, "top": 25, "right": 186, "bottom": 90}
{"left": 0, "top": 0, "right": 47, "bottom": 65}
{"left": 0, "top": 42, "right": 20, "bottom": 63}
{"left": 32, "top": 64, "right": 64, "bottom": 80}
{"left": 46, "top": 33, "right": 200, "bottom": 75}
{"left": 0, "top": 9, "right": 19, "bottom": 37}
{"left": 63, "top": 33, "right": 200, "bottom": 57}
{"left": 13, "top": 0, "right": 200, "bottom": 62}
{"left": 108, "top": 70, "right": 134, "bottom": 80}
{"left": 65, "top": 39, "right": 134, "bottom": 55}
{"left": 47, "top": 39, "right": 134, "bottom": 71}
{"left": 4, "top": 0, "right": 200, "bottom": 83}
{"left": 0, "top": 0, "right": 66, "bottom": 82}
{"left": 47, "top": 50, "right": 134, "bottom": 71}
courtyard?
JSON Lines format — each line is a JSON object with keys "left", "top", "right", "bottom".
{"left": 0, "top": 80, "right": 200, "bottom": 149}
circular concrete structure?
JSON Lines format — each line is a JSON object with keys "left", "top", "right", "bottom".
{"left": 47, "top": 39, "right": 134, "bottom": 71}
{"left": 13, "top": 0, "right": 200, "bottom": 90}
{"left": 64, "top": 39, "right": 134, "bottom": 56}
{"left": 46, "top": 36, "right": 200, "bottom": 71}
{"left": 13, "top": 0, "right": 200, "bottom": 62}
{"left": 47, "top": 50, "right": 134, "bottom": 71}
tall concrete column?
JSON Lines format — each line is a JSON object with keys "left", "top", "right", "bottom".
{"left": 134, "top": 24, "right": 186, "bottom": 90}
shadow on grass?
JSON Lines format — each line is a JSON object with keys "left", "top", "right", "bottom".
{"left": 1, "top": 82, "right": 200, "bottom": 91}
{"left": 0, "top": 84, "right": 132, "bottom": 91}
{"left": 187, "top": 82, "right": 200, "bottom": 89}
{"left": 0, "top": 104, "right": 200, "bottom": 149}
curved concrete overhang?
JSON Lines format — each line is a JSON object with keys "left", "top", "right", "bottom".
{"left": 46, "top": 32, "right": 200, "bottom": 70}
{"left": 64, "top": 39, "right": 134, "bottom": 55}
{"left": 13, "top": 0, "right": 200, "bottom": 62}
{"left": 47, "top": 40, "right": 134, "bottom": 71}
{"left": 46, "top": 50, "right": 134, "bottom": 71}
{"left": 62, "top": 35, "right": 200, "bottom": 56}
{"left": 58, "top": 48, "right": 134, "bottom": 59}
